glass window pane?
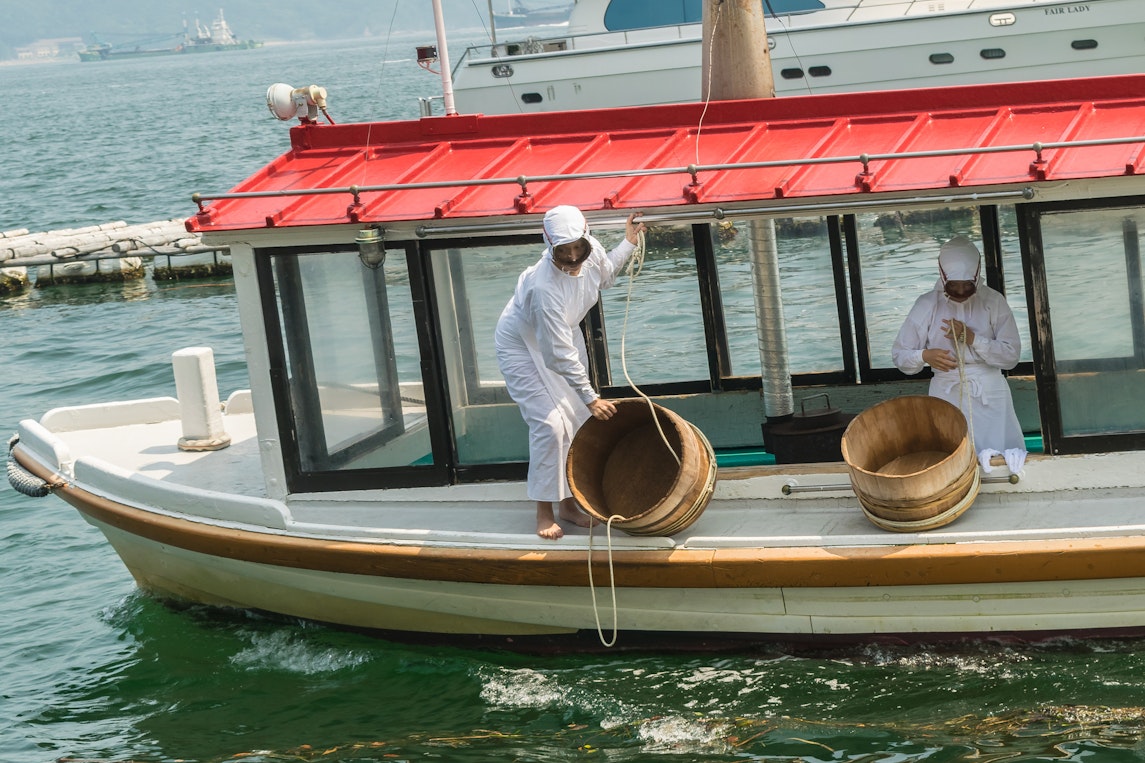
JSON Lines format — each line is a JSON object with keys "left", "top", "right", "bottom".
{"left": 858, "top": 207, "right": 1030, "bottom": 369}
{"left": 431, "top": 243, "right": 536, "bottom": 465}
{"left": 598, "top": 224, "right": 709, "bottom": 385}
{"left": 271, "top": 250, "right": 433, "bottom": 472}
{"left": 997, "top": 205, "right": 1033, "bottom": 363}
{"left": 718, "top": 217, "right": 843, "bottom": 376}
{"left": 1039, "top": 207, "right": 1145, "bottom": 436}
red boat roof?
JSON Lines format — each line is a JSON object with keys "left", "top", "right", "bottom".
{"left": 188, "top": 74, "right": 1145, "bottom": 233}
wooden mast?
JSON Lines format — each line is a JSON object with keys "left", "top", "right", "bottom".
{"left": 701, "top": 0, "right": 775, "bottom": 100}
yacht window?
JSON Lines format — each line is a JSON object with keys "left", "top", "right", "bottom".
{"left": 602, "top": 0, "right": 823, "bottom": 31}
{"left": 762, "top": 0, "right": 826, "bottom": 12}
{"left": 980, "top": 48, "right": 1006, "bottom": 60}
{"left": 521, "top": 92, "right": 543, "bottom": 104}
{"left": 780, "top": 68, "right": 805, "bottom": 79}
{"left": 808, "top": 66, "right": 831, "bottom": 77}
{"left": 929, "top": 53, "right": 955, "bottom": 65}
{"left": 1071, "top": 39, "right": 1098, "bottom": 50}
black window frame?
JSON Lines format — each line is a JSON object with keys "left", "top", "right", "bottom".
{"left": 1018, "top": 195, "right": 1145, "bottom": 455}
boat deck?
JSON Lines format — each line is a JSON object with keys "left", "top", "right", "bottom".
{"left": 19, "top": 397, "right": 1145, "bottom": 552}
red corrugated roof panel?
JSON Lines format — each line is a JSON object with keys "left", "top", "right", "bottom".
{"left": 188, "top": 75, "right": 1145, "bottom": 233}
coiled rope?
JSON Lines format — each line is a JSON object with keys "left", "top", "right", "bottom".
{"left": 7, "top": 433, "right": 57, "bottom": 498}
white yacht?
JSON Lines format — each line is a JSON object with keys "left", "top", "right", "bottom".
{"left": 449, "top": 0, "right": 1145, "bottom": 114}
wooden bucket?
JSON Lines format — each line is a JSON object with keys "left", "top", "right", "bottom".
{"left": 567, "top": 399, "right": 716, "bottom": 536}
{"left": 840, "top": 396, "right": 979, "bottom": 532}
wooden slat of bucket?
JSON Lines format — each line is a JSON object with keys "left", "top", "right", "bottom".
{"left": 854, "top": 457, "right": 979, "bottom": 521}
{"left": 879, "top": 450, "right": 947, "bottom": 475}
{"left": 860, "top": 467, "right": 981, "bottom": 532}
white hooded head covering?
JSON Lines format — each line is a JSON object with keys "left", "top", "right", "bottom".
{"left": 543, "top": 205, "right": 589, "bottom": 248}
{"left": 542, "top": 205, "right": 604, "bottom": 265}
{"left": 938, "top": 236, "right": 981, "bottom": 283}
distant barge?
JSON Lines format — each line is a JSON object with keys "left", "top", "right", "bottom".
{"left": 78, "top": 9, "right": 261, "bottom": 62}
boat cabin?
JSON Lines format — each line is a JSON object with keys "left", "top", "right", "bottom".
{"left": 189, "top": 74, "right": 1145, "bottom": 500}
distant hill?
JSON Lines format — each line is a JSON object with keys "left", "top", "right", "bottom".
{"left": 0, "top": 0, "right": 494, "bottom": 59}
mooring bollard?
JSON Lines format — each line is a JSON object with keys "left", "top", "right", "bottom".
{"left": 172, "top": 347, "right": 231, "bottom": 452}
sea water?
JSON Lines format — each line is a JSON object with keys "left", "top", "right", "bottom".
{"left": 4, "top": 33, "right": 1145, "bottom": 763}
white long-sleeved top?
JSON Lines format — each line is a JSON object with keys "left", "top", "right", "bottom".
{"left": 891, "top": 280, "right": 1025, "bottom": 454}
{"left": 495, "top": 237, "right": 635, "bottom": 501}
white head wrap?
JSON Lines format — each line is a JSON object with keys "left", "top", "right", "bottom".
{"left": 541, "top": 205, "right": 605, "bottom": 267}
{"left": 543, "top": 205, "right": 589, "bottom": 248}
{"left": 938, "top": 236, "right": 981, "bottom": 282}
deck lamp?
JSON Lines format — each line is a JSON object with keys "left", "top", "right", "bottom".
{"left": 355, "top": 227, "right": 386, "bottom": 269}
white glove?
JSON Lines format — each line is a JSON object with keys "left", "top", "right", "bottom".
{"left": 1004, "top": 448, "right": 1027, "bottom": 474}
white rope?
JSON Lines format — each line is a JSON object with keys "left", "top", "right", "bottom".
{"left": 952, "top": 321, "right": 976, "bottom": 457}
{"left": 587, "top": 514, "right": 621, "bottom": 647}
{"left": 619, "top": 229, "right": 680, "bottom": 466}
{"left": 585, "top": 227, "right": 679, "bottom": 648}
{"left": 694, "top": 0, "right": 722, "bottom": 167}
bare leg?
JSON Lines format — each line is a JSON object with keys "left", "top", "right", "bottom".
{"left": 536, "top": 501, "right": 563, "bottom": 540}
{"left": 558, "top": 496, "right": 595, "bottom": 528}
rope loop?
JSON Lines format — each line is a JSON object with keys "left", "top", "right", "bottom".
{"left": 7, "top": 434, "right": 56, "bottom": 498}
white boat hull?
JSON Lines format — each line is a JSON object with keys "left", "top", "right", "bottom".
{"left": 452, "top": 0, "right": 1145, "bottom": 114}
{"left": 85, "top": 512, "right": 1145, "bottom": 641}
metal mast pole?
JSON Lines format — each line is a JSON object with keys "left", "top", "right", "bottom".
{"left": 431, "top": 0, "right": 458, "bottom": 115}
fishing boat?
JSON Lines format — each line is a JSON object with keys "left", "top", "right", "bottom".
{"left": 492, "top": 0, "right": 574, "bottom": 28}
{"left": 14, "top": 53, "right": 1145, "bottom": 646}
{"left": 448, "top": 0, "right": 1145, "bottom": 115}
{"left": 77, "top": 10, "right": 261, "bottom": 62}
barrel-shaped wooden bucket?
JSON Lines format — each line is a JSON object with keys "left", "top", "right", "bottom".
{"left": 567, "top": 399, "right": 716, "bottom": 536}
{"left": 841, "top": 396, "right": 979, "bottom": 532}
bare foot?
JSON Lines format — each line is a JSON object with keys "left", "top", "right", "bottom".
{"left": 536, "top": 502, "right": 563, "bottom": 540}
{"left": 558, "top": 498, "right": 596, "bottom": 528}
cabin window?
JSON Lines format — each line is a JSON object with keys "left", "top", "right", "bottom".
{"left": 596, "top": 224, "right": 711, "bottom": 385}
{"left": 429, "top": 240, "right": 538, "bottom": 466}
{"left": 1071, "top": 39, "right": 1098, "bottom": 50}
{"left": 780, "top": 68, "right": 805, "bottom": 80}
{"left": 980, "top": 48, "right": 1006, "bottom": 60}
{"left": 808, "top": 66, "right": 832, "bottom": 77}
{"left": 716, "top": 217, "right": 846, "bottom": 377}
{"left": 1034, "top": 206, "right": 1145, "bottom": 440}
{"left": 848, "top": 206, "right": 1034, "bottom": 379}
{"left": 259, "top": 246, "right": 448, "bottom": 491}
{"left": 929, "top": 53, "right": 955, "bottom": 65}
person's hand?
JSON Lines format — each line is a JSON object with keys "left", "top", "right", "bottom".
{"left": 588, "top": 398, "right": 616, "bottom": 420}
{"left": 625, "top": 211, "right": 646, "bottom": 244}
{"left": 942, "top": 318, "right": 975, "bottom": 346}
{"left": 923, "top": 348, "right": 958, "bottom": 372}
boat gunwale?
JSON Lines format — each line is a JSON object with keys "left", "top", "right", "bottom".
{"left": 18, "top": 446, "right": 1145, "bottom": 590}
